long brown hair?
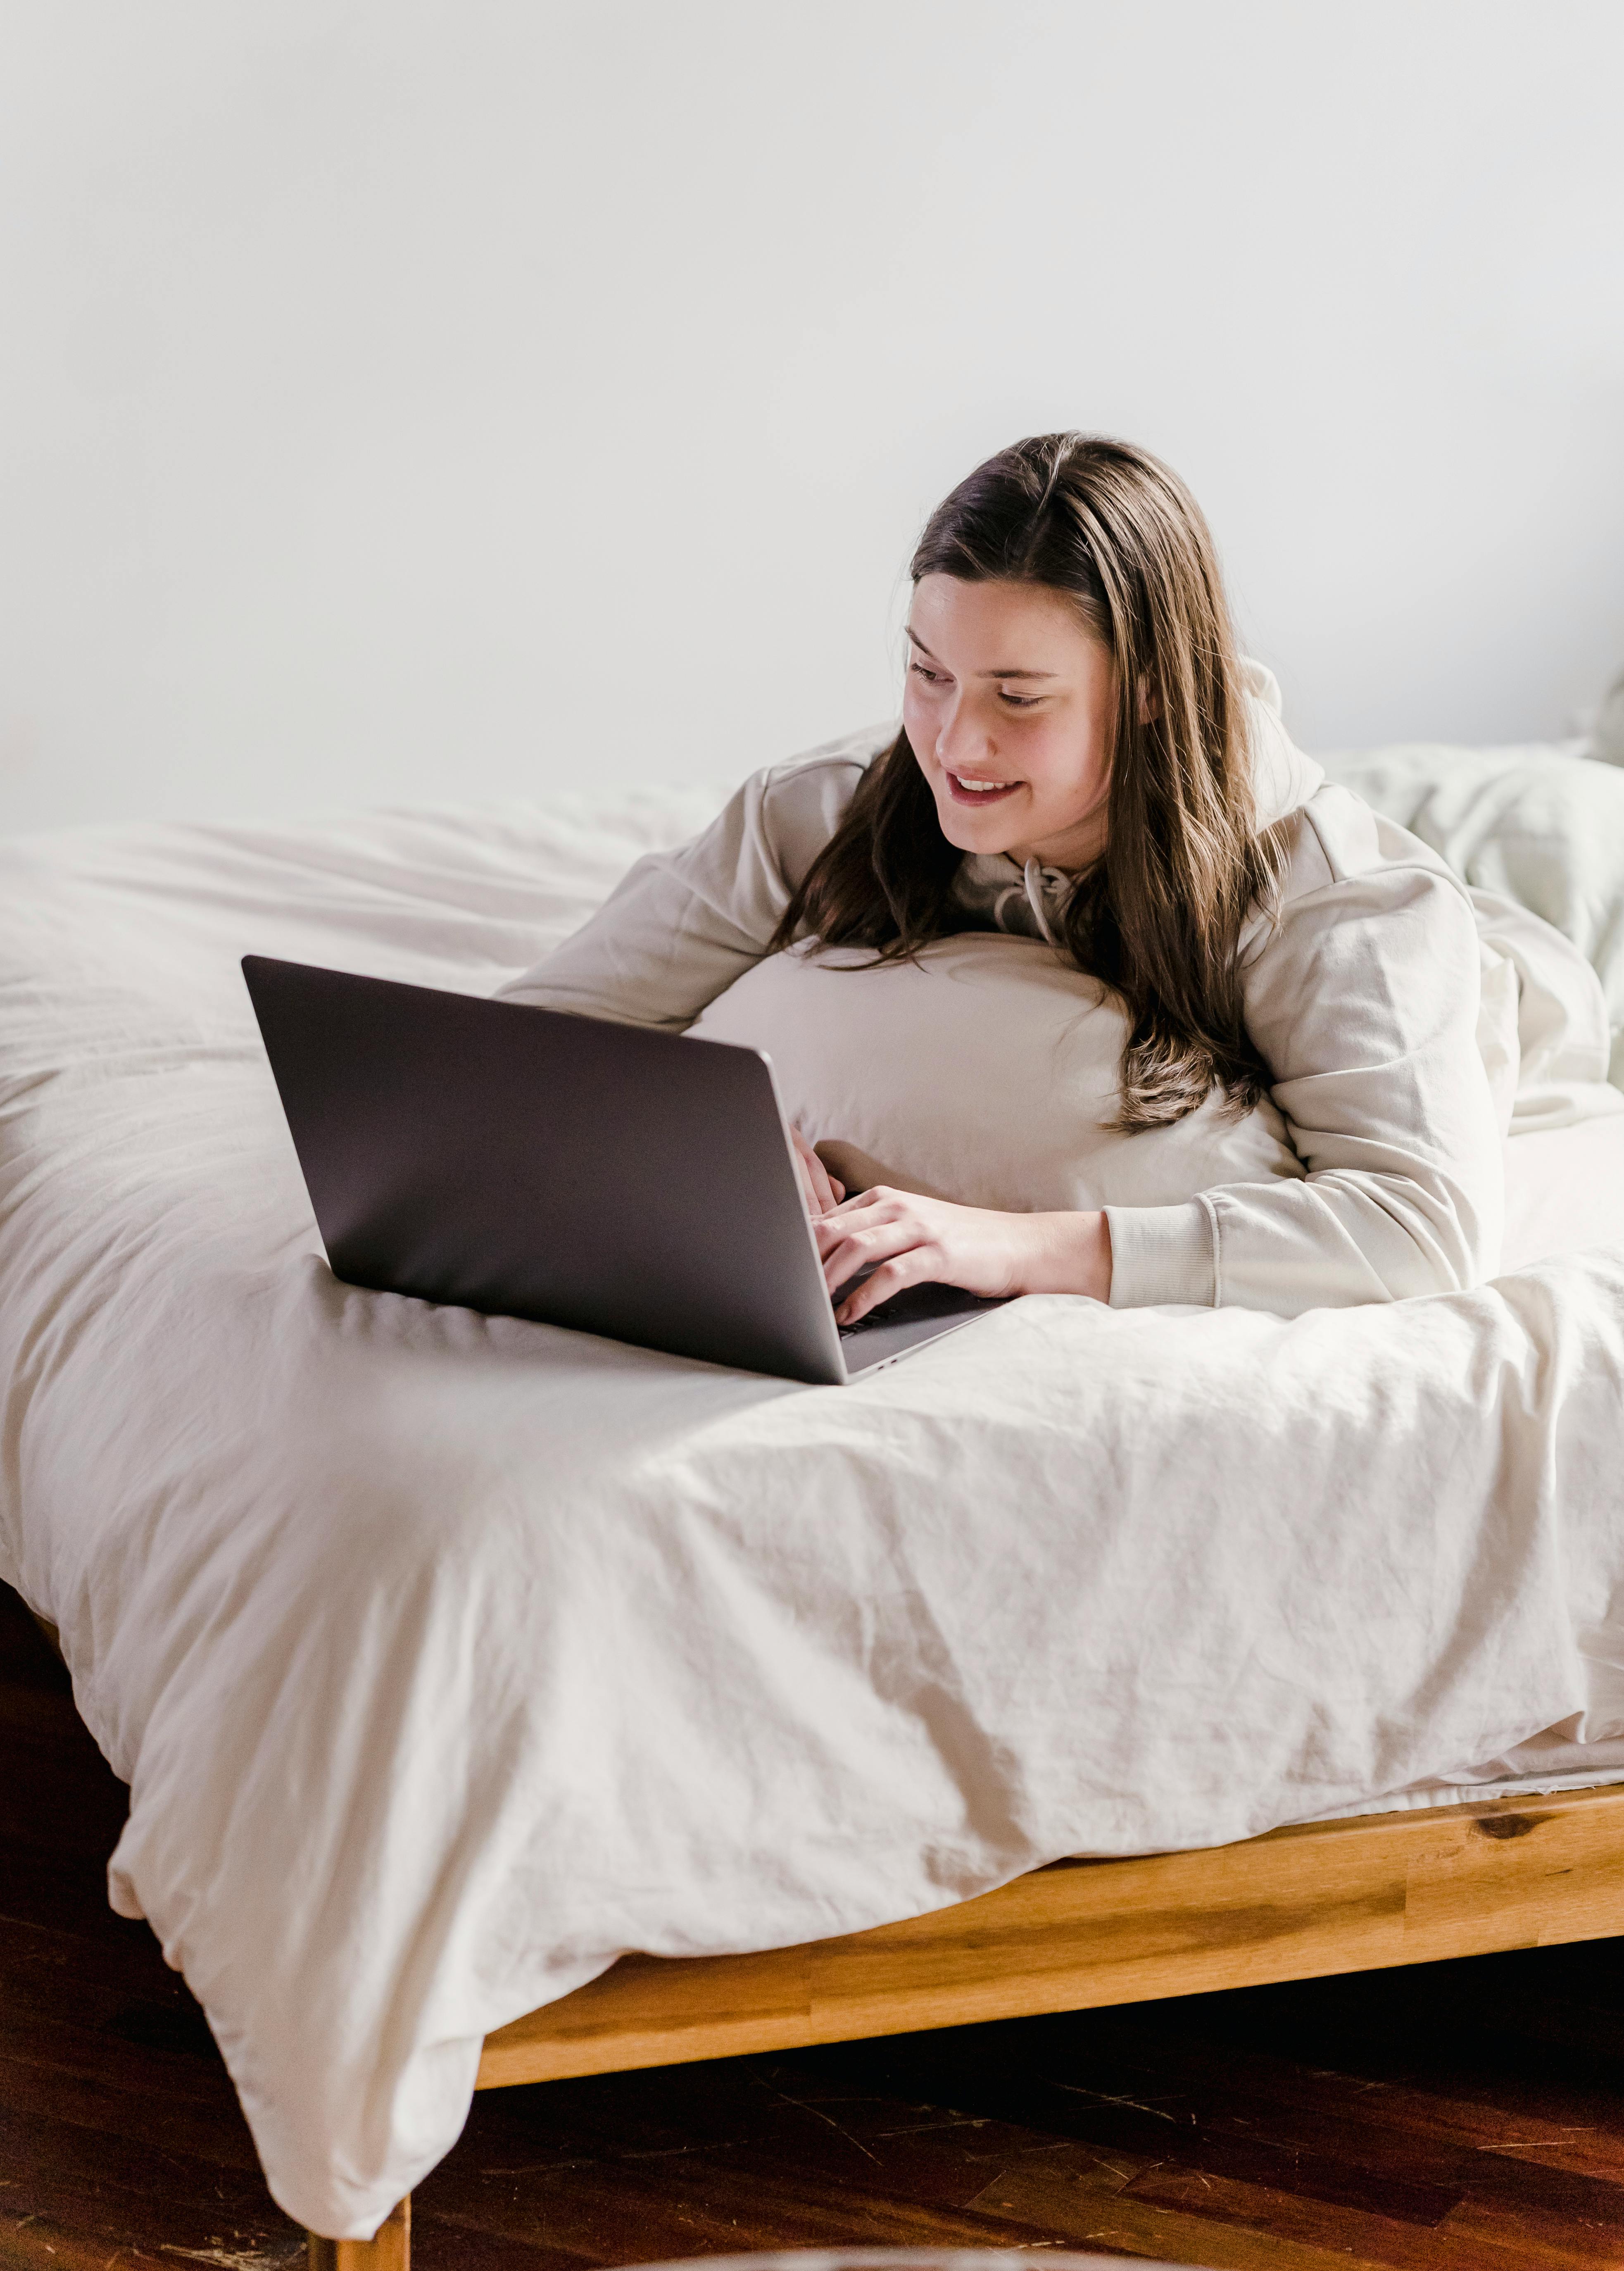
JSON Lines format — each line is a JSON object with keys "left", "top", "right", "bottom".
{"left": 771, "top": 433, "right": 1287, "bottom": 1129}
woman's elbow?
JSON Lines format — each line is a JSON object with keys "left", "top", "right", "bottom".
{"left": 1355, "top": 1170, "right": 1504, "bottom": 1301}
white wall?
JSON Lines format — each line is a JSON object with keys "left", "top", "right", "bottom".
{"left": 2, "top": 0, "right": 1622, "bottom": 834}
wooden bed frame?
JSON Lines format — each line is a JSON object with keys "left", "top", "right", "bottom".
{"left": 304, "top": 1778, "right": 1624, "bottom": 2271}
{"left": 25, "top": 1606, "right": 1624, "bottom": 2267}
{"left": 29, "top": 1608, "right": 1624, "bottom": 2267}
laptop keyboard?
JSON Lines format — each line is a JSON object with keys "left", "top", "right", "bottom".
{"left": 836, "top": 1279, "right": 1000, "bottom": 1341}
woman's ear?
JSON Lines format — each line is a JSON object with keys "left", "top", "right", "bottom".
{"left": 1135, "top": 676, "right": 1163, "bottom": 724}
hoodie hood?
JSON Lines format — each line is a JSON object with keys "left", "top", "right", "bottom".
{"left": 1241, "top": 658, "right": 1324, "bottom": 829}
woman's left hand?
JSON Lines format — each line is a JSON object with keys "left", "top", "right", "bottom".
{"left": 789, "top": 1124, "right": 845, "bottom": 1217}
{"left": 813, "top": 1186, "right": 1113, "bottom": 1324}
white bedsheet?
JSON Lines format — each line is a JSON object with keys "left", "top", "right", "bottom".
{"left": 1505, "top": 1114, "right": 1624, "bottom": 1272}
{"left": 4, "top": 790, "right": 1624, "bottom": 2238}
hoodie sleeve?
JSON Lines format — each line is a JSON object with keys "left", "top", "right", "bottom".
{"left": 1105, "top": 786, "right": 1506, "bottom": 1315}
{"left": 495, "top": 748, "right": 871, "bottom": 1028}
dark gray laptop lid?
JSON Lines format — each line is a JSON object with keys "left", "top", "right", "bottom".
{"left": 243, "top": 956, "right": 849, "bottom": 1384}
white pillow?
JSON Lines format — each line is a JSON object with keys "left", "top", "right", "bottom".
{"left": 1320, "top": 739, "right": 1624, "bottom": 1091}
{"left": 1591, "top": 665, "right": 1624, "bottom": 767}
{"left": 687, "top": 933, "right": 1304, "bottom": 1213}
{"left": 1471, "top": 886, "right": 1623, "bottom": 1133}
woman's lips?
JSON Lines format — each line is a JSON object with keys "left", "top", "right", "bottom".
{"left": 945, "top": 771, "right": 1022, "bottom": 806}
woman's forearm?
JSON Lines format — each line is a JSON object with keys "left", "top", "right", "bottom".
{"left": 1016, "top": 1210, "right": 1113, "bottom": 1303}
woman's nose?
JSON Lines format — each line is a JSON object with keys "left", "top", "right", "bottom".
{"left": 936, "top": 701, "right": 993, "bottom": 770}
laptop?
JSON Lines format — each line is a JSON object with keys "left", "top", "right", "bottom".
{"left": 241, "top": 956, "right": 1005, "bottom": 1386}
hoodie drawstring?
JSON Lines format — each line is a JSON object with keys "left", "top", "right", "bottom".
{"left": 983, "top": 856, "right": 1070, "bottom": 947}
{"left": 1023, "top": 856, "right": 1062, "bottom": 948}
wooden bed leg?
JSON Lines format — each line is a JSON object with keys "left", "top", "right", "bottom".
{"left": 307, "top": 2194, "right": 409, "bottom": 2270}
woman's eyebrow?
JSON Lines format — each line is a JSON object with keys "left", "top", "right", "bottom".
{"left": 906, "top": 629, "right": 1058, "bottom": 681}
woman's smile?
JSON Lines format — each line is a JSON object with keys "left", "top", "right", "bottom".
{"left": 946, "top": 772, "right": 1023, "bottom": 805}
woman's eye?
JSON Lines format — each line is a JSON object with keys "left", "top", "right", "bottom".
{"left": 909, "top": 663, "right": 947, "bottom": 687}
{"left": 999, "top": 690, "right": 1042, "bottom": 709}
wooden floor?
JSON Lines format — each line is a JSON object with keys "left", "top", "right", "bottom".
{"left": 9, "top": 1581, "right": 1624, "bottom": 2271}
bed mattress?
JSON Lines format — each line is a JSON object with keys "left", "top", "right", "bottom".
{"left": 2, "top": 783, "right": 1624, "bottom": 2235}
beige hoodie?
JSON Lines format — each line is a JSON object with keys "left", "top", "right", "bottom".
{"left": 497, "top": 665, "right": 1504, "bottom": 1315}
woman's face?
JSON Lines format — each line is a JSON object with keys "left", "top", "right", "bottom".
{"left": 903, "top": 574, "right": 1115, "bottom": 870}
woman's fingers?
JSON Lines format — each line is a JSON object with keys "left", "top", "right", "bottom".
{"left": 832, "top": 1246, "right": 937, "bottom": 1327}
{"left": 814, "top": 1190, "right": 910, "bottom": 1268}
{"left": 790, "top": 1126, "right": 845, "bottom": 1216}
{"left": 817, "top": 1184, "right": 908, "bottom": 1233}
{"left": 813, "top": 1192, "right": 941, "bottom": 1318}
{"left": 800, "top": 1154, "right": 837, "bottom": 1215}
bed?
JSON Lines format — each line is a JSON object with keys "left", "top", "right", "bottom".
{"left": 4, "top": 735, "right": 1624, "bottom": 2268}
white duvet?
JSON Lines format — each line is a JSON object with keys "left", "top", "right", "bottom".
{"left": 3, "top": 759, "right": 1624, "bottom": 2238}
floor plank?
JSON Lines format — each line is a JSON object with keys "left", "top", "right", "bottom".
{"left": 8, "top": 1576, "right": 1624, "bottom": 2269}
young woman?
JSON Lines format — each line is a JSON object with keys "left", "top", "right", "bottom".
{"left": 500, "top": 434, "right": 1502, "bottom": 1325}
